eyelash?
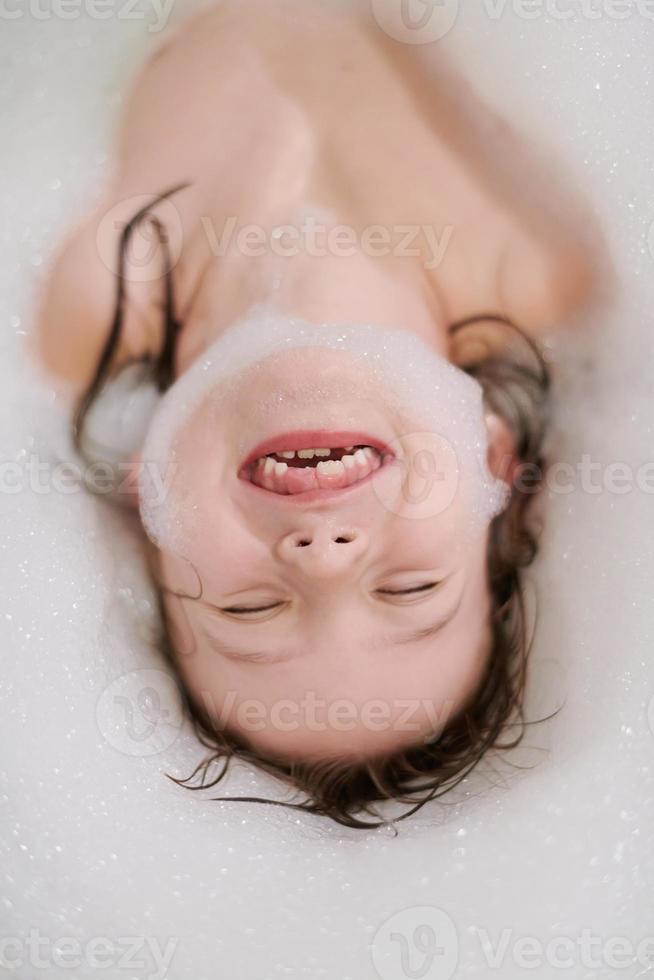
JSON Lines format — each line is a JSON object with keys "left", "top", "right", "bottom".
{"left": 222, "top": 603, "right": 283, "bottom": 615}
{"left": 376, "top": 582, "right": 438, "bottom": 596}
{"left": 222, "top": 583, "right": 439, "bottom": 615}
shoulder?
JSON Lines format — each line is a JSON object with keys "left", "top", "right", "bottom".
{"left": 31, "top": 194, "right": 172, "bottom": 389}
{"left": 496, "top": 223, "right": 596, "bottom": 334}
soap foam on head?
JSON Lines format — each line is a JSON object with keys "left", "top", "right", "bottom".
{"left": 138, "top": 307, "right": 510, "bottom": 552}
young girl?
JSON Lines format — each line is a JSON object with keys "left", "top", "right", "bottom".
{"left": 34, "top": 0, "right": 593, "bottom": 828}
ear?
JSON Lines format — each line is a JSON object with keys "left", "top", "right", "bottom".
{"left": 485, "top": 412, "right": 520, "bottom": 491}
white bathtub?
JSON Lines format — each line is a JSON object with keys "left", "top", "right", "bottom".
{"left": 0, "top": 2, "right": 652, "bottom": 977}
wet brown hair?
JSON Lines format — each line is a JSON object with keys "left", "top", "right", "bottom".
{"left": 75, "top": 189, "right": 554, "bottom": 830}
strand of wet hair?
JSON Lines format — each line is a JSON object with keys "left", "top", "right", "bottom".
{"left": 72, "top": 182, "right": 190, "bottom": 456}
{"left": 447, "top": 311, "right": 551, "bottom": 389}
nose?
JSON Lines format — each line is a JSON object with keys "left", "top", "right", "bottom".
{"left": 277, "top": 524, "right": 370, "bottom": 578}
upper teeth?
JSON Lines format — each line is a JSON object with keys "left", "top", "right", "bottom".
{"left": 263, "top": 446, "right": 365, "bottom": 461}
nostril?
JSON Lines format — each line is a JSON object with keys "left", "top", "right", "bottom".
{"left": 290, "top": 532, "right": 358, "bottom": 549}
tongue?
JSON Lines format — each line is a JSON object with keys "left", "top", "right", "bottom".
{"left": 283, "top": 463, "right": 354, "bottom": 494}
{"left": 285, "top": 466, "right": 322, "bottom": 494}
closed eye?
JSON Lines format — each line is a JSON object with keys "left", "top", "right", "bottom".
{"left": 375, "top": 582, "right": 439, "bottom": 596}
{"left": 221, "top": 602, "right": 284, "bottom": 617}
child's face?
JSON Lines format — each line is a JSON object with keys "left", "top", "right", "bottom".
{"left": 139, "top": 319, "right": 510, "bottom": 762}
{"left": 157, "top": 512, "right": 493, "bottom": 762}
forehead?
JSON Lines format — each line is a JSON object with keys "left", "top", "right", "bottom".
{"left": 216, "top": 618, "right": 493, "bottom": 763}
{"left": 164, "top": 556, "right": 493, "bottom": 761}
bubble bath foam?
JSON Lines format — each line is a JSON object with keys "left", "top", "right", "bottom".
{"left": 1, "top": 4, "right": 653, "bottom": 978}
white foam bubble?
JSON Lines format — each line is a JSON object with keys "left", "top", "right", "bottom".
{"left": 139, "top": 307, "right": 509, "bottom": 552}
{"left": 79, "top": 360, "right": 162, "bottom": 467}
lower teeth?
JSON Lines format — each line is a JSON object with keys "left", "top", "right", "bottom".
{"left": 251, "top": 445, "right": 382, "bottom": 491}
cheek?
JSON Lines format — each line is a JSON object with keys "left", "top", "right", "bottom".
{"left": 388, "top": 500, "right": 486, "bottom": 571}
{"left": 140, "top": 394, "right": 237, "bottom": 553}
{"left": 155, "top": 514, "right": 266, "bottom": 618}
{"left": 374, "top": 427, "right": 506, "bottom": 537}
{"left": 162, "top": 590, "right": 198, "bottom": 659}
{"left": 156, "top": 443, "right": 250, "bottom": 569}
{"left": 374, "top": 431, "right": 481, "bottom": 529}
{"left": 185, "top": 519, "right": 261, "bottom": 587}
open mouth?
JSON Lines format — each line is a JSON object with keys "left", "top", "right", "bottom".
{"left": 239, "top": 431, "right": 395, "bottom": 496}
